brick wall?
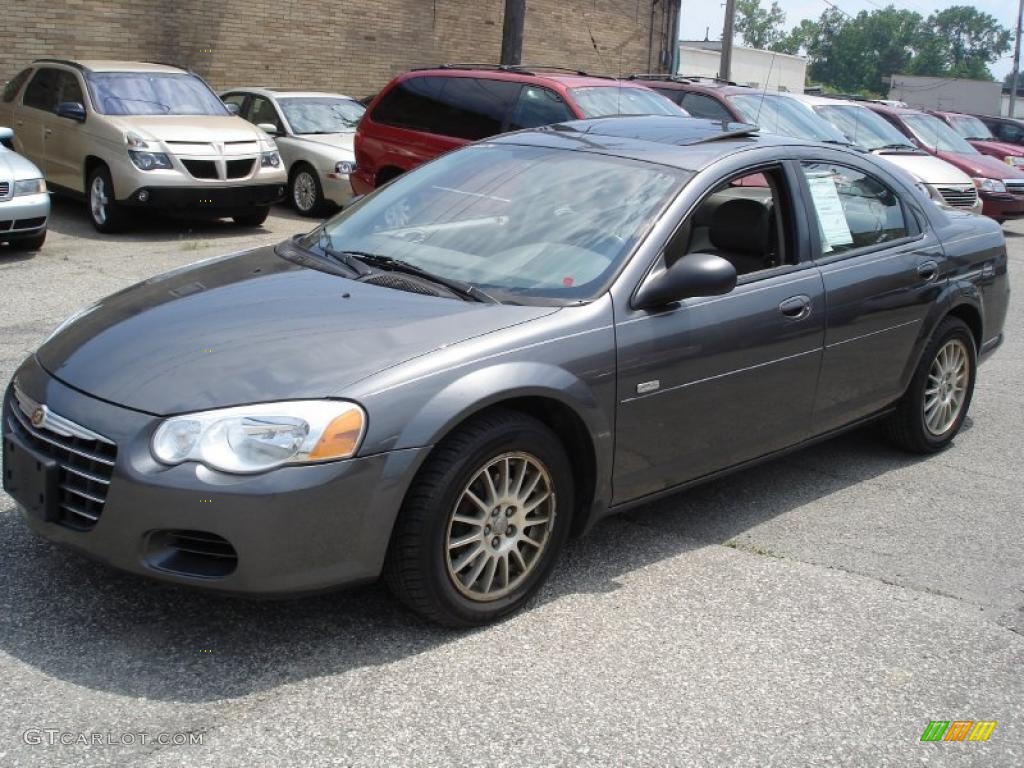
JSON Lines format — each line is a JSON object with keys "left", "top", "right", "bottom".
{"left": 0, "top": 0, "right": 673, "bottom": 99}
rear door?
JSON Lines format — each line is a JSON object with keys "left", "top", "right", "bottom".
{"left": 15, "top": 67, "right": 58, "bottom": 167}
{"left": 795, "top": 152, "right": 942, "bottom": 432}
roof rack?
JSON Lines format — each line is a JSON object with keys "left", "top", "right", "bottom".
{"left": 32, "top": 58, "right": 89, "bottom": 72}
{"left": 628, "top": 73, "right": 737, "bottom": 86}
{"left": 413, "top": 63, "right": 613, "bottom": 79}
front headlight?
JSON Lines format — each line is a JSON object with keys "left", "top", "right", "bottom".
{"left": 915, "top": 182, "right": 949, "bottom": 207}
{"left": 128, "top": 150, "right": 173, "bottom": 171}
{"left": 335, "top": 160, "right": 356, "bottom": 175}
{"left": 1005, "top": 155, "right": 1024, "bottom": 167}
{"left": 13, "top": 178, "right": 46, "bottom": 196}
{"left": 973, "top": 177, "right": 1006, "bottom": 193}
{"left": 261, "top": 151, "right": 281, "bottom": 168}
{"left": 151, "top": 401, "right": 366, "bottom": 474}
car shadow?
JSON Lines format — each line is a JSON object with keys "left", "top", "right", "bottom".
{"left": 0, "top": 424, "right": 928, "bottom": 703}
{"left": 44, "top": 196, "right": 311, "bottom": 243}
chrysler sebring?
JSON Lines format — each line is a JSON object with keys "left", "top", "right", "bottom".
{"left": 2, "top": 117, "right": 1009, "bottom": 626}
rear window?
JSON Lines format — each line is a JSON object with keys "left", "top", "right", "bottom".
{"left": 569, "top": 86, "right": 686, "bottom": 118}
{"left": 371, "top": 75, "right": 522, "bottom": 141}
{"left": 3, "top": 68, "right": 32, "bottom": 103}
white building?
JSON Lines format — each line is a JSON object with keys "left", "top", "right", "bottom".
{"left": 888, "top": 75, "right": 1001, "bottom": 116}
{"left": 676, "top": 41, "right": 807, "bottom": 93}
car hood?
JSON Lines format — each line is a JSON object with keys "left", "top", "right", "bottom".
{"left": 873, "top": 151, "right": 973, "bottom": 185}
{"left": 107, "top": 115, "right": 267, "bottom": 144}
{"left": 36, "top": 246, "right": 558, "bottom": 416}
{"left": 967, "top": 138, "right": 1024, "bottom": 158}
{"left": 287, "top": 133, "right": 355, "bottom": 152}
{"left": 0, "top": 146, "right": 43, "bottom": 180}
{"left": 934, "top": 149, "right": 1024, "bottom": 179}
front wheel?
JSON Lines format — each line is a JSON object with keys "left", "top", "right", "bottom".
{"left": 87, "top": 166, "right": 129, "bottom": 233}
{"left": 289, "top": 164, "right": 326, "bottom": 217}
{"left": 384, "top": 409, "right": 573, "bottom": 627}
{"left": 232, "top": 207, "right": 270, "bottom": 227}
{"left": 885, "top": 317, "right": 976, "bottom": 453}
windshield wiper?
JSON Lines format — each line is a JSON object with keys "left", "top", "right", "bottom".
{"left": 876, "top": 143, "right": 915, "bottom": 150}
{"left": 351, "top": 252, "right": 497, "bottom": 303}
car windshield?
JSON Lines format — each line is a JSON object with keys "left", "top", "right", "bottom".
{"left": 946, "top": 114, "right": 995, "bottom": 141}
{"left": 729, "top": 94, "right": 848, "bottom": 142}
{"left": 901, "top": 113, "right": 979, "bottom": 154}
{"left": 569, "top": 86, "right": 688, "bottom": 118}
{"left": 278, "top": 96, "right": 365, "bottom": 134}
{"left": 814, "top": 104, "right": 915, "bottom": 150}
{"left": 87, "top": 72, "right": 228, "bottom": 116}
{"left": 301, "top": 143, "right": 688, "bottom": 304}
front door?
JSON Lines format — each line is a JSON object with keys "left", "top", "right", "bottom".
{"left": 613, "top": 163, "right": 826, "bottom": 504}
{"left": 42, "top": 69, "right": 89, "bottom": 190}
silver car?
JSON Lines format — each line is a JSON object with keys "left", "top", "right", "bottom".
{"left": 0, "top": 126, "right": 49, "bottom": 251}
{"left": 221, "top": 88, "right": 363, "bottom": 216}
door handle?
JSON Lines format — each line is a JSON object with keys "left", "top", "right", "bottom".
{"left": 917, "top": 260, "right": 938, "bottom": 281}
{"left": 779, "top": 295, "right": 812, "bottom": 320}
{"left": 44, "top": 128, "right": 53, "bottom": 137}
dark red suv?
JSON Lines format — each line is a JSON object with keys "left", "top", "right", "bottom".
{"left": 351, "top": 65, "right": 686, "bottom": 194}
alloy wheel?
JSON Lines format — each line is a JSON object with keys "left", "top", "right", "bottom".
{"left": 924, "top": 338, "right": 969, "bottom": 436}
{"left": 293, "top": 171, "right": 317, "bottom": 212}
{"left": 445, "top": 452, "right": 556, "bottom": 602}
{"left": 90, "top": 176, "right": 108, "bottom": 225}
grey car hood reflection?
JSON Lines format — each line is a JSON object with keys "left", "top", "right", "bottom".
{"left": 36, "top": 246, "right": 558, "bottom": 415}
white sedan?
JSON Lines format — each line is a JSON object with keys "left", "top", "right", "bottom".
{"left": 0, "top": 126, "right": 49, "bottom": 251}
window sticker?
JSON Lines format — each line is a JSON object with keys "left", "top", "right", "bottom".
{"left": 806, "top": 173, "right": 853, "bottom": 251}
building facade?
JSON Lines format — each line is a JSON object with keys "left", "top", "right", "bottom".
{"left": 677, "top": 41, "right": 807, "bottom": 93}
{"left": 1, "top": 0, "right": 676, "bottom": 99}
{"left": 888, "top": 75, "right": 1002, "bottom": 117}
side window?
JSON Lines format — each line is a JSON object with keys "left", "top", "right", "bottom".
{"left": 249, "top": 96, "right": 282, "bottom": 132}
{"left": 431, "top": 78, "right": 522, "bottom": 140}
{"left": 999, "top": 122, "right": 1024, "bottom": 142}
{"left": 681, "top": 92, "right": 733, "bottom": 122}
{"left": 508, "top": 85, "right": 574, "bottom": 130}
{"left": 222, "top": 92, "right": 250, "bottom": 118}
{"left": 370, "top": 76, "right": 445, "bottom": 133}
{"left": 801, "top": 162, "right": 909, "bottom": 254}
{"left": 23, "top": 68, "right": 59, "bottom": 112}
{"left": 679, "top": 167, "right": 793, "bottom": 277}
{"left": 55, "top": 71, "right": 84, "bottom": 106}
{"left": 652, "top": 87, "right": 685, "bottom": 107}
{"left": 3, "top": 68, "right": 33, "bottom": 103}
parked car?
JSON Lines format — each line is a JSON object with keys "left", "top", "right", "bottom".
{"left": 781, "top": 94, "right": 982, "bottom": 214}
{"left": 0, "top": 126, "right": 49, "bottom": 250}
{"left": 627, "top": 76, "right": 850, "bottom": 144}
{"left": 4, "top": 117, "right": 1007, "bottom": 626}
{"left": 0, "top": 59, "right": 287, "bottom": 232}
{"left": 221, "top": 88, "right": 363, "bottom": 216}
{"left": 929, "top": 110, "right": 1024, "bottom": 168}
{"left": 351, "top": 64, "right": 687, "bottom": 193}
{"left": 865, "top": 103, "right": 1024, "bottom": 223}
{"left": 973, "top": 113, "right": 1024, "bottom": 146}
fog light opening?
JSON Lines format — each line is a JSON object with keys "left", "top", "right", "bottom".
{"left": 137, "top": 189, "right": 150, "bottom": 202}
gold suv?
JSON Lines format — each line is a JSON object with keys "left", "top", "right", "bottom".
{"left": 0, "top": 59, "right": 287, "bottom": 232}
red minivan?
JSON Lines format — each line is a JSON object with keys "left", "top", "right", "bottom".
{"left": 929, "top": 110, "right": 1024, "bottom": 168}
{"left": 351, "top": 65, "right": 687, "bottom": 194}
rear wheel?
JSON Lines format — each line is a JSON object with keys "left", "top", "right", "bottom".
{"left": 384, "top": 409, "right": 573, "bottom": 627}
{"left": 233, "top": 207, "right": 270, "bottom": 227}
{"left": 87, "top": 165, "right": 129, "bottom": 233}
{"left": 885, "top": 317, "right": 976, "bottom": 453}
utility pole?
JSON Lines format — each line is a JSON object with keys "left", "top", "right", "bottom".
{"left": 1010, "top": 0, "right": 1024, "bottom": 118}
{"left": 720, "top": 0, "right": 737, "bottom": 82}
{"left": 500, "top": 0, "right": 526, "bottom": 66}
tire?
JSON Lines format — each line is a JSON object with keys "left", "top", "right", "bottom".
{"left": 384, "top": 409, "right": 574, "bottom": 627}
{"left": 87, "top": 165, "right": 129, "bottom": 233}
{"left": 10, "top": 229, "right": 46, "bottom": 251}
{"left": 885, "top": 317, "right": 977, "bottom": 454}
{"left": 289, "top": 163, "right": 326, "bottom": 217}
{"left": 232, "top": 207, "right": 270, "bottom": 227}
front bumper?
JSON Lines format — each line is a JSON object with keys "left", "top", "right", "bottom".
{"left": 3, "top": 358, "right": 426, "bottom": 596}
{"left": 321, "top": 170, "right": 356, "bottom": 207}
{"left": 979, "top": 192, "right": 1024, "bottom": 221}
{"left": 0, "top": 191, "right": 49, "bottom": 241}
{"left": 121, "top": 183, "right": 286, "bottom": 215}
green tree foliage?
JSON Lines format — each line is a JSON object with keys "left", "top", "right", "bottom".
{"left": 734, "top": 0, "right": 788, "bottom": 51}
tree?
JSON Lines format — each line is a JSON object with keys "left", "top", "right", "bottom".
{"left": 914, "top": 7, "right": 1011, "bottom": 80}
{"left": 734, "top": 0, "right": 788, "bottom": 51}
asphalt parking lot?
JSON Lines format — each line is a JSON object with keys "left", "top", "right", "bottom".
{"left": 1, "top": 200, "right": 1021, "bottom": 768}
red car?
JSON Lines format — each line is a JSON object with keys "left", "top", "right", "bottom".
{"left": 351, "top": 65, "right": 687, "bottom": 194}
{"left": 929, "top": 110, "right": 1024, "bottom": 169}
{"left": 866, "top": 103, "right": 1024, "bottom": 222}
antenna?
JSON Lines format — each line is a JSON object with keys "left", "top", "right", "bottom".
{"left": 754, "top": 52, "right": 778, "bottom": 128}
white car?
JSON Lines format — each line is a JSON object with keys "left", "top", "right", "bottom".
{"left": 780, "top": 93, "right": 982, "bottom": 214}
{"left": 0, "top": 126, "right": 49, "bottom": 251}
{"left": 221, "top": 88, "right": 364, "bottom": 216}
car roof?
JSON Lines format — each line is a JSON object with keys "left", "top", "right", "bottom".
{"left": 401, "top": 67, "right": 636, "bottom": 89}
{"left": 32, "top": 59, "right": 187, "bottom": 74}
{"left": 487, "top": 115, "right": 824, "bottom": 172}
{"left": 222, "top": 87, "right": 357, "bottom": 101}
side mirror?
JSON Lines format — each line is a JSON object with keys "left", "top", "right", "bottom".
{"left": 0, "top": 126, "right": 14, "bottom": 143}
{"left": 257, "top": 122, "right": 281, "bottom": 136}
{"left": 224, "top": 102, "right": 241, "bottom": 115}
{"left": 57, "top": 101, "right": 86, "bottom": 122}
{"left": 633, "top": 252, "right": 737, "bottom": 310}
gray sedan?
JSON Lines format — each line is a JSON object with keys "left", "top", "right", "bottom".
{"left": 0, "top": 126, "right": 49, "bottom": 251}
{"left": 2, "top": 117, "right": 1009, "bottom": 626}
{"left": 221, "top": 88, "right": 363, "bottom": 216}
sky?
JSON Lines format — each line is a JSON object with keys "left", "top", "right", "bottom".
{"left": 679, "top": 0, "right": 1021, "bottom": 79}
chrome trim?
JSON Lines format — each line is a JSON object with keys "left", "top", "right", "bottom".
{"left": 13, "top": 384, "right": 114, "bottom": 446}
{"left": 59, "top": 500, "right": 100, "bottom": 522}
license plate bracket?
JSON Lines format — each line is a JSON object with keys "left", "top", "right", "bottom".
{"left": 2, "top": 432, "right": 59, "bottom": 522}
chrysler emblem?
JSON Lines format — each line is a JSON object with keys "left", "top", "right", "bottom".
{"left": 31, "top": 406, "right": 46, "bottom": 428}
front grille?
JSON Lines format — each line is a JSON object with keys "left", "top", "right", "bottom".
{"left": 145, "top": 530, "right": 238, "bottom": 579}
{"left": 4, "top": 394, "right": 117, "bottom": 531}
{"left": 0, "top": 181, "right": 10, "bottom": 199}
{"left": 13, "top": 217, "right": 45, "bottom": 230}
{"left": 0, "top": 220, "right": 12, "bottom": 231}
{"left": 225, "top": 159, "right": 255, "bottom": 179}
{"left": 937, "top": 186, "right": 978, "bottom": 208}
{"left": 182, "top": 159, "right": 218, "bottom": 180}
{"left": 1004, "top": 180, "right": 1024, "bottom": 197}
